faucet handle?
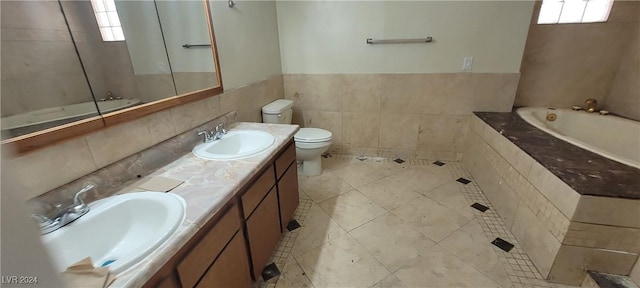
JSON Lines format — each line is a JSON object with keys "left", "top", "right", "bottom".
{"left": 198, "top": 131, "right": 212, "bottom": 142}
{"left": 73, "top": 184, "right": 94, "bottom": 207}
{"left": 215, "top": 123, "right": 227, "bottom": 135}
{"left": 31, "top": 214, "right": 53, "bottom": 227}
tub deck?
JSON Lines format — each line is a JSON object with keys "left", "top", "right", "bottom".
{"left": 474, "top": 111, "right": 640, "bottom": 199}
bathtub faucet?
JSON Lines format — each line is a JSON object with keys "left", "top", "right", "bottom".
{"left": 585, "top": 99, "right": 598, "bottom": 113}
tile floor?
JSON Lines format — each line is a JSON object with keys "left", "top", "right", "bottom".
{"left": 257, "top": 155, "right": 579, "bottom": 288}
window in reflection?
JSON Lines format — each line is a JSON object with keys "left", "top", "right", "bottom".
{"left": 91, "top": 0, "right": 124, "bottom": 41}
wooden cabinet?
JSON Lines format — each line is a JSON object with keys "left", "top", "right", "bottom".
{"left": 176, "top": 205, "right": 243, "bottom": 288}
{"left": 196, "top": 231, "right": 252, "bottom": 288}
{"left": 245, "top": 188, "right": 282, "bottom": 278}
{"left": 277, "top": 162, "right": 299, "bottom": 231}
{"left": 145, "top": 139, "right": 300, "bottom": 287}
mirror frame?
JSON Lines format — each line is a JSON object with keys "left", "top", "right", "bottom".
{"left": 2, "top": 0, "right": 223, "bottom": 154}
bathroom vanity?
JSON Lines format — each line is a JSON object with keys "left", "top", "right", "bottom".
{"left": 142, "top": 140, "right": 299, "bottom": 288}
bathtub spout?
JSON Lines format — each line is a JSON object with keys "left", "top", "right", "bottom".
{"left": 585, "top": 99, "right": 598, "bottom": 113}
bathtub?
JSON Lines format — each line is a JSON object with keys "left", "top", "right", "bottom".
{"left": 1, "top": 99, "right": 141, "bottom": 138}
{"left": 516, "top": 107, "right": 640, "bottom": 169}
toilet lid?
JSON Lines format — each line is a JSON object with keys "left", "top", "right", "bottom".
{"left": 295, "top": 128, "right": 332, "bottom": 143}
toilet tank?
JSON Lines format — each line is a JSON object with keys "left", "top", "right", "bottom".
{"left": 262, "top": 99, "right": 294, "bottom": 124}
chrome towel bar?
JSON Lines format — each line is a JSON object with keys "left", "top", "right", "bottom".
{"left": 366, "top": 37, "right": 433, "bottom": 44}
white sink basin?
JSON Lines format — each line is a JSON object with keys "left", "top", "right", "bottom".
{"left": 41, "top": 192, "right": 185, "bottom": 274}
{"left": 192, "top": 130, "right": 275, "bottom": 160}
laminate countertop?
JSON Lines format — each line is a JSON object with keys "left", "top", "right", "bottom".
{"left": 109, "top": 122, "right": 299, "bottom": 287}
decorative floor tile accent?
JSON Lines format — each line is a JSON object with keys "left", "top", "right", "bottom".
{"left": 261, "top": 263, "right": 281, "bottom": 281}
{"left": 471, "top": 202, "right": 490, "bottom": 212}
{"left": 456, "top": 177, "right": 472, "bottom": 184}
{"left": 491, "top": 237, "right": 515, "bottom": 252}
{"left": 286, "top": 220, "right": 301, "bottom": 232}
{"left": 433, "top": 160, "right": 446, "bottom": 166}
{"left": 393, "top": 158, "right": 405, "bottom": 164}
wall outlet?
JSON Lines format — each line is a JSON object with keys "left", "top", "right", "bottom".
{"left": 462, "top": 56, "right": 473, "bottom": 71}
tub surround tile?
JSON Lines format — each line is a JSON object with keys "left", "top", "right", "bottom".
{"left": 572, "top": 196, "right": 640, "bottom": 229}
{"left": 548, "top": 245, "right": 638, "bottom": 286}
{"left": 474, "top": 111, "right": 640, "bottom": 199}
{"left": 563, "top": 222, "right": 640, "bottom": 253}
{"left": 511, "top": 203, "right": 562, "bottom": 277}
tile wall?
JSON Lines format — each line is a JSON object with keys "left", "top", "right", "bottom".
{"left": 515, "top": 1, "right": 640, "bottom": 116}
{"left": 283, "top": 73, "right": 520, "bottom": 161}
{"left": 3, "top": 75, "right": 284, "bottom": 200}
{"left": 464, "top": 114, "right": 640, "bottom": 285}
{"left": 0, "top": 1, "right": 94, "bottom": 116}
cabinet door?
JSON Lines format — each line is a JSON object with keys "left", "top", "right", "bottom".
{"left": 245, "top": 187, "right": 281, "bottom": 278}
{"left": 278, "top": 163, "right": 299, "bottom": 231}
{"left": 196, "top": 231, "right": 252, "bottom": 288}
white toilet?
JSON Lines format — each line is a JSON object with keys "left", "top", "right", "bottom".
{"left": 262, "top": 99, "right": 332, "bottom": 176}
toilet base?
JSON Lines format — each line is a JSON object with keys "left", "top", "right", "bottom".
{"left": 300, "top": 156, "right": 322, "bottom": 176}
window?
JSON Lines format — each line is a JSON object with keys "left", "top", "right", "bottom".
{"left": 537, "top": 0, "right": 614, "bottom": 24}
{"left": 90, "top": 0, "right": 125, "bottom": 41}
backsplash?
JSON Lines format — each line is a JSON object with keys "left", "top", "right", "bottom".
{"left": 4, "top": 75, "right": 284, "bottom": 200}
{"left": 28, "top": 111, "right": 236, "bottom": 217}
{"left": 284, "top": 73, "right": 520, "bottom": 161}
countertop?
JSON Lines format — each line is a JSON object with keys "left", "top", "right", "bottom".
{"left": 109, "top": 122, "right": 299, "bottom": 287}
{"left": 474, "top": 111, "right": 640, "bottom": 199}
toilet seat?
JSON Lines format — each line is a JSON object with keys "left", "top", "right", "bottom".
{"left": 294, "top": 128, "right": 332, "bottom": 143}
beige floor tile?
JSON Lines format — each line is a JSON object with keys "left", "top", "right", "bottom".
{"left": 333, "top": 162, "right": 389, "bottom": 188}
{"left": 358, "top": 177, "right": 422, "bottom": 210}
{"left": 388, "top": 165, "right": 454, "bottom": 195}
{"left": 393, "top": 245, "right": 501, "bottom": 288}
{"left": 439, "top": 220, "right": 513, "bottom": 288}
{"left": 364, "top": 160, "right": 407, "bottom": 177}
{"left": 319, "top": 190, "right": 387, "bottom": 231}
{"left": 275, "top": 255, "right": 315, "bottom": 288}
{"left": 291, "top": 205, "right": 347, "bottom": 257}
{"left": 392, "top": 196, "right": 473, "bottom": 242}
{"left": 296, "top": 234, "right": 390, "bottom": 288}
{"left": 424, "top": 181, "right": 475, "bottom": 219}
{"left": 371, "top": 274, "right": 407, "bottom": 288}
{"left": 298, "top": 172, "right": 353, "bottom": 203}
{"left": 350, "top": 213, "right": 436, "bottom": 272}
{"left": 322, "top": 156, "right": 360, "bottom": 172}
{"left": 298, "top": 187, "right": 311, "bottom": 200}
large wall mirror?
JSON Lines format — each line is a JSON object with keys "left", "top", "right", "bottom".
{"left": 1, "top": 0, "right": 221, "bottom": 151}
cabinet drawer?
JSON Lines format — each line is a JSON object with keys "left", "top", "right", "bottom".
{"left": 275, "top": 142, "right": 296, "bottom": 180}
{"left": 241, "top": 166, "right": 275, "bottom": 219}
{"left": 246, "top": 187, "right": 282, "bottom": 278}
{"left": 196, "top": 231, "right": 252, "bottom": 288}
{"left": 177, "top": 204, "right": 241, "bottom": 288}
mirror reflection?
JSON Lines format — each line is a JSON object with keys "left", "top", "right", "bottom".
{"left": 1, "top": 0, "right": 219, "bottom": 140}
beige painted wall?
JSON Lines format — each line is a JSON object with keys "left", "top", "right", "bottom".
{"left": 604, "top": 20, "right": 640, "bottom": 121}
{"left": 515, "top": 1, "right": 640, "bottom": 111}
{"left": 211, "top": 1, "right": 283, "bottom": 90}
{"left": 276, "top": 1, "right": 534, "bottom": 73}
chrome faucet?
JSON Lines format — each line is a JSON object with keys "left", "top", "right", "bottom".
{"left": 32, "top": 184, "right": 94, "bottom": 235}
{"left": 197, "top": 123, "right": 227, "bottom": 143}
